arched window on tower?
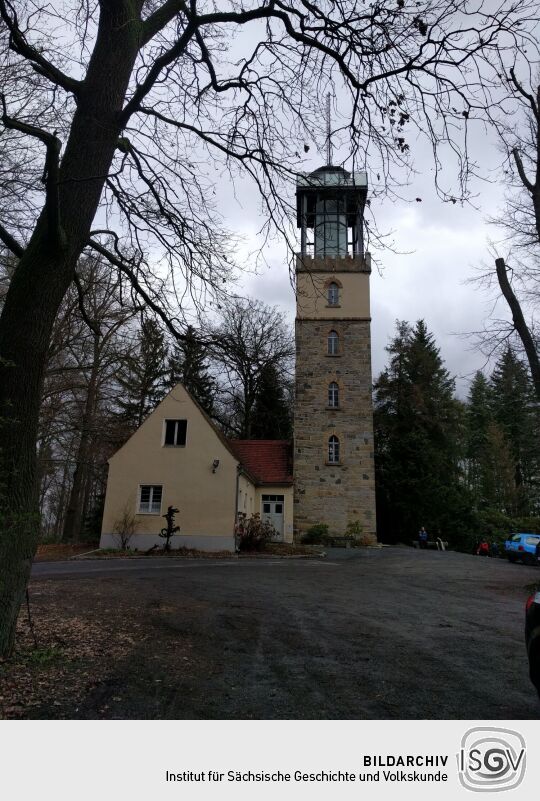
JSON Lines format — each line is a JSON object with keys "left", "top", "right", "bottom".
{"left": 327, "top": 330, "right": 339, "bottom": 355}
{"left": 327, "top": 282, "right": 339, "bottom": 306}
{"left": 328, "top": 382, "right": 339, "bottom": 408}
{"left": 328, "top": 435, "right": 340, "bottom": 464}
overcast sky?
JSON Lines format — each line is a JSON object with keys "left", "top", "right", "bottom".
{"left": 219, "top": 128, "right": 510, "bottom": 398}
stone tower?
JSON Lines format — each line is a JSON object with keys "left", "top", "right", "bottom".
{"left": 293, "top": 165, "right": 377, "bottom": 543}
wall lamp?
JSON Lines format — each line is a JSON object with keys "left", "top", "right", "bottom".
{"left": 212, "top": 459, "right": 220, "bottom": 473}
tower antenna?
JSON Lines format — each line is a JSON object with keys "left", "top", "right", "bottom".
{"left": 326, "top": 92, "right": 332, "bottom": 166}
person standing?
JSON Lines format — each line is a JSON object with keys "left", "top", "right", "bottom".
{"left": 477, "top": 540, "right": 490, "bottom": 556}
{"left": 418, "top": 526, "right": 428, "bottom": 549}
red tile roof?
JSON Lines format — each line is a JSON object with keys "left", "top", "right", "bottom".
{"left": 227, "top": 440, "right": 293, "bottom": 485}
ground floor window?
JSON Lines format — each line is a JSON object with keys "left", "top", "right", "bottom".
{"left": 139, "top": 484, "right": 163, "bottom": 514}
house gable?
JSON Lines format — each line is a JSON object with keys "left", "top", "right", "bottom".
{"left": 101, "top": 384, "right": 240, "bottom": 545}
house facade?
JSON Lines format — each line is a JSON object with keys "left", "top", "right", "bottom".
{"left": 100, "top": 384, "right": 293, "bottom": 551}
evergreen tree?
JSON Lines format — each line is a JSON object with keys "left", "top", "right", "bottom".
{"left": 374, "top": 320, "right": 467, "bottom": 542}
{"left": 489, "top": 347, "right": 540, "bottom": 514}
{"left": 167, "top": 325, "right": 215, "bottom": 416}
{"left": 482, "top": 421, "right": 521, "bottom": 515}
{"left": 465, "top": 371, "right": 494, "bottom": 507}
{"left": 116, "top": 318, "right": 168, "bottom": 431}
{"left": 251, "top": 363, "right": 293, "bottom": 440}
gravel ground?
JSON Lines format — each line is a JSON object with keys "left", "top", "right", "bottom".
{"left": 15, "top": 547, "right": 540, "bottom": 719}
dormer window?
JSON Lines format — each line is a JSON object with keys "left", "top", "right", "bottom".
{"left": 164, "top": 419, "right": 187, "bottom": 446}
{"left": 327, "top": 330, "right": 339, "bottom": 356}
{"left": 327, "top": 282, "right": 339, "bottom": 306}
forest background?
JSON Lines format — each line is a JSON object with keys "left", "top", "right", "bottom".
{"left": 18, "top": 257, "right": 538, "bottom": 552}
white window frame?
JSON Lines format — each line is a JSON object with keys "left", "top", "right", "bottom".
{"left": 328, "top": 382, "right": 339, "bottom": 408}
{"left": 138, "top": 484, "right": 163, "bottom": 515}
{"left": 328, "top": 435, "right": 340, "bottom": 464}
{"left": 327, "top": 282, "right": 339, "bottom": 306}
{"left": 327, "top": 330, "right": 339, "bottom": 356}
{"left": 163, "top": 419, "right": 187, "bottom": 447}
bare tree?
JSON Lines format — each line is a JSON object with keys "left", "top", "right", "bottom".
{"left": 61, "top": 257, "right": 140, "bottom": 541}
{"left": 36, "top": 255, "right": 140, "bottom": 541}
{"left": 0, "top": 0, "right": 537, "bottom": 654}
{"left": 476, "top": 70, "right": 540, "bottom": 399}
{"left": 210, "top": 297, "right": 294, "bottom": 437}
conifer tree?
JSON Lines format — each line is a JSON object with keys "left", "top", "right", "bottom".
{"left": 116, "top": 318, "right": 168, "bottom": 432}
{"left": 489, "top": 347, "right": 540, "bottom": 514}
{"left": 167, "top": 325, "right": 215, "bottom": 416}
{"left": 482, "top": 422, "right": 521, "bottom": 516}
{"left": 251, "top": 363, "right": 292, "bottom": 440}
{"left": 374, "top": 320, "right": 466, "bottom": 541}
{"left": 465, "top": 371, "right": 494, "bottom": 506}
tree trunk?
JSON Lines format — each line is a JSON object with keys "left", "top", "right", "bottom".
{"left": 495, "top": 257, "right": 540, "bottom": 402}
{"left": 0, "top": 1, "right": 142, "bottom": 656}
{"left": 62, "top": 335, "right": 100, "bottom": 542}
{"left": 55, "top": 458, "right": 72, "bottom": 540}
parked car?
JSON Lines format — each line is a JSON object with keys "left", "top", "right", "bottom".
{"left": 505, "top": 532, "right": 540, "bottom": 564}
{"left": 525, "top": 591, "right": 540, "bottom": 697}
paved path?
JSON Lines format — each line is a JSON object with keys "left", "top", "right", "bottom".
{"left": 30, "top": 548, "right": 540, "bottom": 719}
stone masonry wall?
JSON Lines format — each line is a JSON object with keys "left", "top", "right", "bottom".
{"left": 293, "top": 318, "right": 377, "bottom": 542}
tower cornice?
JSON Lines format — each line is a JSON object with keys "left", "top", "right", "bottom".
{"left": 295, "top": 254, "right": 371, "bottom": 274}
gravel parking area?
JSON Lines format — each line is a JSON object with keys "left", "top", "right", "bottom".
{"left": 5, "top": 547, "right": 538, "bottom": 719}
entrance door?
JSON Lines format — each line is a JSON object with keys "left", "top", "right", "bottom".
{"left": 261, "top": 495, "right": 284, "bottom": 540}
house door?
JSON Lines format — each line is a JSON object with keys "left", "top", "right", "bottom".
{"left": 261, "top": 495, "right": 284, "bottom": 540}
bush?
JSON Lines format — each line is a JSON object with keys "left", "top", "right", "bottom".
{"left": 345, "top": 520, "right": 363, "bottom": 539}
{"left": 451, "top": 508, "right": 540, "bottom": 554}
{"left": 237, "top": 513, "right": 276, "bottom": 551}
{"left": 112, "top": 505, "right": 139, "bottom": 549}
{"left": 513, "top": 516, "right": 540, "bottom": 535}
{"left": 300, "top": 523, "right": 329, "bottom": 545}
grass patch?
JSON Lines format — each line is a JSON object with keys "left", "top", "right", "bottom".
{"left": 25, "top": 646, "right": 64, "bottom": 667}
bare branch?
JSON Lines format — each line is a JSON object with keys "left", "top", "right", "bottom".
{"left": 86, "top": 238, "right": 184, "bottom": 341}
{"left": 0, "top": 220, "right": 24, "bottom": 258}
{"left": 509, "top": 67, "right": 539, "bottom": 121}
{"left": 512, "top": 147, "right": 535, "bottom": 193}
{"left": 495, "top": 257, "right": 540, "bottom": 400}
{"left": 0, "top": 0, "right": 81, "bottom": 95}
{"left": 142, "top": 0, "right": 187, "bottom": 45}
{"left": 121, "top": 21, "right": 198, "bottom": 123}
{"left": 73, "top": 271, "right": 101, "bottom": 338}
{"left": 0, "top": 94, "right": 63, "bottom": 249}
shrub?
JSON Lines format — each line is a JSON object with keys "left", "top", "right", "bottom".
{"left": 513, "top": 517, "right": 540, "bottom": 535}
{"left": 345, "top": 520, "right": 363, "bottom": 539}
{"left": 112, "top": 505, "right": 139, "bottom": 550}
{"left": 451, "top": 508, "right": 540, "bottom": 554}
{"left": 300, "top": 523, "right": 329, "bottom": 545}
{"left": 237, "top": 513, "right": 276, "bottom": 551}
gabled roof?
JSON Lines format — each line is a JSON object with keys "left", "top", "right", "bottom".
{"left": 108, "top": 382, "right": 241, "bottom": 466}
{"left": 227, "top": 440, "right": 293, "bottom": 486}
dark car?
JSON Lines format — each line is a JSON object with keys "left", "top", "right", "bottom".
{"left": 525, "top": 591, "right": 540, "bottom": 697}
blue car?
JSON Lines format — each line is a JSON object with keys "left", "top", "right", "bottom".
{"left": 505, "top": 532, "right": 540, "bottom": 565}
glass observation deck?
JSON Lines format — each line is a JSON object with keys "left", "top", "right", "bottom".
{"left": 296, "top": 166, "right": 368, "bottom": 258}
